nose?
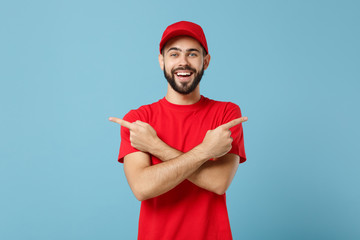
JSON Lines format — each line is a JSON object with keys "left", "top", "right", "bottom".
{"left": 178, "top": 53, "right": 190, "bottom": 66}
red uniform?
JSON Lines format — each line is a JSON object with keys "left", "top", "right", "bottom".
{"left": 118, "top": 96, "right": 246, "bottom": 240}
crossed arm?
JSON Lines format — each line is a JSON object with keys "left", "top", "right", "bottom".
{"left": 109, "top": 116, "right": 247, "bottom": 201}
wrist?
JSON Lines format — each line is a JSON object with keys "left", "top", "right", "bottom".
{"left": 192, "top": 143, "right": 212, "bottom": 162}
{"left": 148, "top": 136, "right": 162, "bottom": 155}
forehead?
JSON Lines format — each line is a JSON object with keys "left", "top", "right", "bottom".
{"left": 163, "top": 36, "right": 202, "bottom": 51}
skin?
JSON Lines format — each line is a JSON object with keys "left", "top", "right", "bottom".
{"left": 109, "top": 36, "right": 248, "bottom": 201}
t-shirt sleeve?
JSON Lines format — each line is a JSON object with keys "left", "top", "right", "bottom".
{"left": 117, "top": 110, "right": 141, "bottom": 163}
{"left": 223, "top": 103, "right": 247, "bottom": 163}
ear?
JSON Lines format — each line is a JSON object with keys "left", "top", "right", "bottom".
{"left": 203, "top": 54, "right": 211, "bottom": 70}
{"left": 158, "top": 54, "right": 164, "bottom": 71}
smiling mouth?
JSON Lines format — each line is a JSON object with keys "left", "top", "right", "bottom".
{"left": 176, "top": 72, "right": 193, "bottom": 77}
{"left": 171, "top": 66, "right": 196, "bottom": 82}
{"left": 174, "top": 71, "right": 193, "bottom": 82}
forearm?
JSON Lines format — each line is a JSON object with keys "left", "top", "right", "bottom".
{"left": 149, "top": 138, "right": 182, "bottom": 160}
{"left": 187, "top": 154, "right": 239, "bottom": 194}
{"left": 125, "top": 145, "right": 210, "bottom": 201}
{"left": 148, "top": 139, "right": 238, "bottom": 194}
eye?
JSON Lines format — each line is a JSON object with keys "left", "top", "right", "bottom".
{"left": 169, "top": 52, "right": 178, "bottom": 57}
{"left": 189, "top": 52, "right": 198, "bottom": 57}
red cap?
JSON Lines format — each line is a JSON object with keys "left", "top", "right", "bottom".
{"left": 159, "top": 21, "right": 208, "bottom": 54}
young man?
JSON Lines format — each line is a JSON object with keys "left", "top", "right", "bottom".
{"left": 109, "top": 21, "right": 247, "bottom": 240}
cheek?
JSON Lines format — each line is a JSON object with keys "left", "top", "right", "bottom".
{"left": 164, "top": 65, "right": 171, "bottom": 74}
{"left": 164, "top": 63, "right": 174, "bottom": 73}
{"left": 192, "top": 59, "right": 204, "bottom": 69}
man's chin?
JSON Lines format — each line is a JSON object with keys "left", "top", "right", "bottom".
{"left": 169, "top": 83, "right": 192, "bottom": 95}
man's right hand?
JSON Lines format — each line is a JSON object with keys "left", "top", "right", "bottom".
{"left": 109, "top": 117, "right": 159, "bottom": 153}
{"left": 200, "top": 117, "right": 248, "bottom": 159}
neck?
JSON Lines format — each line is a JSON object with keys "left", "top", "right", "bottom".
{"left": 165, "top": 84, "right": 201, "bottom": 105}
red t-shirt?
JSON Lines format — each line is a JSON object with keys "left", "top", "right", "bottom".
{"left": 118, "top": 96, "right": 246, "bottom": 240}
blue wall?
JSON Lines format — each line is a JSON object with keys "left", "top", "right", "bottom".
{"left": 1, "top": 0, "right": 359, "bottom": 239}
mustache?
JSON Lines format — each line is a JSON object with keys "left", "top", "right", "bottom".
{"left": 171, "top": 66, "right": 197, "bottom": 74}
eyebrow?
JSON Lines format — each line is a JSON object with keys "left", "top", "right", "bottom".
{"left": 167, "top": 47, "right": 201, "bottom": 53}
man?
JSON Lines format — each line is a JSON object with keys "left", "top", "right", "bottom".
{"left": 109, "top": 21, "right": 247, "bottom": 240}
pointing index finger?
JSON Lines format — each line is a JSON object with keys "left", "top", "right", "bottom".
{"left": 221, "top": 117, "right": 248, "bottom": 129}
{"left": 108, "top": 117, "right": 133, "bottom": 130}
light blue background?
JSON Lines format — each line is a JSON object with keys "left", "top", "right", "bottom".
{"left": 1, "top": 0, "right": 359, "bottom": 239}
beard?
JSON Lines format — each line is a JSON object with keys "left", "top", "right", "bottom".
{"left": 163, "top": 65, "right": 204, "bottom": 95}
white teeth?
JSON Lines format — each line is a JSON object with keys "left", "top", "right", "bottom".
{"left": 177, "top": 72, "right": 191, "bottom": 76}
